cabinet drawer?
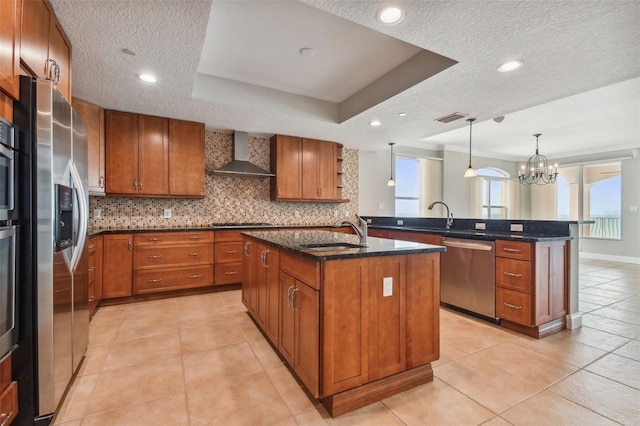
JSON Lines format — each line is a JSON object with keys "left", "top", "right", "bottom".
{"left": 134, "top": 231, "right": 213, "bottom": 247}
{"left": 214, "top": 230, "right": 243, "bottom": 242}
{"left": 280, "top": 251, "right": 319, "bottom": 289}
{"left": 215, "top": 242, "right": 243, "bottom": 263}
{"left": 133, "top": 244, "right": 213, "bottom": 269}
{"left": 496, "top": 288, "right": 532, "bottom": 326}
{"left": 133, "top": 265, "right": 213, "bottom": 294}
{"left": 214, "top": 262, "right": 243, "bottom": 285}
{"left": 496, "top": 258, "right": 531, "bottom": 293}
{"left": 496, "top": 240, "right": 532, "bottom": 261}
{"left": 0, "top": 381, "right": 18, "bottom": 426}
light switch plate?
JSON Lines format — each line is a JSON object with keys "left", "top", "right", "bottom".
{"left": 383, "top": 277, "right": 393, "bottom": 297}
{"left": 164, "top": 209, "right": 171, "bottom": 219}
{"left": 397, "top": 219, "right": 404, "bottom": 226}
{"left": 94, "top": 208, "right": 101, "bottom": 219}
{"left": 510, "top": 224, "right": 523, "bottom": 232}
{"left": 475, "top": 223, "right": 486, "bottom": 230}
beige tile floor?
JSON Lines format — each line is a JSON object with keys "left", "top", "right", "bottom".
{"left": 54, "top": 259, "right": 640, "bottom": 425}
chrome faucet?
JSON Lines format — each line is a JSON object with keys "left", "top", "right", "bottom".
{"left": 428, "top": 201, "right": 454, "bottom": 230}
{"left": 334, "top": 214, "right": 368, "bottom": 246}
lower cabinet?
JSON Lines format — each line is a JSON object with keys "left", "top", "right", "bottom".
{"left": 214, "top": 231, "right": 243, "bottom": 285}
{"left": 496, "top": 239, "right": 567, "bottom": 337}
{"left": 0, "top": 353, "right": 18, "bottom": 426}
{"left": 132, "top": 231, "right": 213, "bottom": 294}
{"left": 88, "top": 235, "right": 103, "bottom": 314}
{"left": 102, "top": 234, "right": 133, "bottom": 299}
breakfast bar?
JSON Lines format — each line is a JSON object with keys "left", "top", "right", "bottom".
{"left": 241, "top": 230, "right": 445, "bottom": 416}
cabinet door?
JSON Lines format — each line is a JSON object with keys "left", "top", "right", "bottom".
{"left": 48, "top": 16, "right": 71, "bottom": 101}
{"left": 102, "top": 234, "right": 133, "bottom": 298}
{"left": 294, "top": 281, "right": 319, "bottom": 398}
{"left": 105, "top": 110, "right": 138, "bottom": 195}
{"left": 138, "top": 114, "right": 168, "bottom": 196}
{"left": 169, "top": 119, "right": 205, "bottom": 197}
{"left": 20, "top": 0, "right": 50, "bottom": 78}
{"left": 263, "top": 247, "right": 280, "bottom": 343}
{"left": 534, "top": 241, "right": 567, "bottom": 325}
{"left": 302, "top": 139, "right": 319, "bottom": 199}
{"left": 271, "top": 135, "right": 302, "bottom": 199}
{"left": 0, "top": 0, "right": 20, "bottom": 99}
{"left": 94, "top": 236, "right": 104, "bottom": 305}
{"left": 317, "top": 140, "right": 336, "bottom": 199}
{"left": 73, "top": 98, "right": 105, "bottom": 195}
{"left": 241, "top": 239, "right": 253, "bottom": 310}
{"left": 278, "top": 272, "right": 295, "bottom": 365}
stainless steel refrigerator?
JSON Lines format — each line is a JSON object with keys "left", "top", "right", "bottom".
{"left": 13, "top": 76, "right": 89, "bottom": 424}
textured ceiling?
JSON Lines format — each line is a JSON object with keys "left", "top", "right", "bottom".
{"left": 49, "top": 0, "right": 640, "bottom": 159}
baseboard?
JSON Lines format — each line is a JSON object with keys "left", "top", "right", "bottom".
{"left": 566, "top": 312, "right": 583, "bottom": 330}
{"left": 579, "top": 252, "right": 640, "bottom": 264}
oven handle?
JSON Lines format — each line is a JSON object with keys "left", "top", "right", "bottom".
{"left": 441, "top": 239, "right": 493, "bottom": 251}
{"left": 69, "top": 161, "right": 88, "bottom": 273}
{"left": 0, "top": 144, "right": 14, "bottom": 211}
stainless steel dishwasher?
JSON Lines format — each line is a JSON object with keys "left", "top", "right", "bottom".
{"left": 440, "top": 237, "right": 497, "bottom": 320}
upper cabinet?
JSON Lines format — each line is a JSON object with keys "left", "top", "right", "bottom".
{"left": 73, "top": 98, "right": 105, "bottom": 195}
{"left": 105, "top": 109, "right": 205, "bottom": 198}
{"left": 21, "top": 0, "right": 72, "bottom": 102}
{"left": 169, "top": 119, "right": 205, "bottom": 197}
{"left": 271, "top": 134, "right": 346, "bottom": 202}
{"left": 0, "top": 0, "right": 21, "bottom": 100}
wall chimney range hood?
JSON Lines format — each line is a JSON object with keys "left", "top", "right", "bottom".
{"left": 212, "top": 131, "right": 275, "bottom": 177}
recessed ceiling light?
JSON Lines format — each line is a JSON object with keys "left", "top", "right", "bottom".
{"left": 398, "top": 112, "right": 407, "bottom": 117}
{"left": 139, "top": 74, "right": 157, "bottom": 83}
{"left": 377, "top": 5, "right": 406, "bottom": 25}
{"left": 299, "top": 47, "right": 315, "bottom": 57}
{"left": 497, "top": 60, "right": 524, "bottom": 73}
{"left": 369, "top": 120, "right": 382, "bottom": 127}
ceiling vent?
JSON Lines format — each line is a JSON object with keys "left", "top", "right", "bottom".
{"left": 435, "top": 112, "right": 466, "bottom": 123}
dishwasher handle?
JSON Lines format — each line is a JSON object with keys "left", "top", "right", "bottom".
{"left": 442, "top": 238, "right": 493, "bottom": 251}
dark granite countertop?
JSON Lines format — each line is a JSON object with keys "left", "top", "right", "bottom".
{"left": 242, "top": 230, "right": 445, "bottom": 261}
{"left": 370, "top": 225, "right": 573, "bottom": 242}
{"left": 88, "top": 224, "right": 331, "bottom": 237}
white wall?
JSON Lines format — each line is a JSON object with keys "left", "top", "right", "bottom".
{"left": 358, "top": 149, "right": 395, "bottom": 216}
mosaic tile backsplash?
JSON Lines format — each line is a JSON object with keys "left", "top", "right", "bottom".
{"left": 90, "top": 130, "right": 359, "bottom": 230}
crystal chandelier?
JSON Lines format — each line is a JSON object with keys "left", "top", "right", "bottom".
{"left": 518, "top": 133, "right": 558, "bottom": 185}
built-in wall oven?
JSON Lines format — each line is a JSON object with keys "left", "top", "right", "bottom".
{"left": 0, "top": 117, "right": 16, "bottom": 219}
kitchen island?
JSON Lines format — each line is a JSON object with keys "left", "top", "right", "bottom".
{"left": 241, "top": 230, "right": 445, "bottom": 416}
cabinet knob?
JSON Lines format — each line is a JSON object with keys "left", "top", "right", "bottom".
{"left": 133, "top": 179, "right": 138, "bottom": 190}
{"left": 139, "top": 179, "right": 143, "bottom": 190}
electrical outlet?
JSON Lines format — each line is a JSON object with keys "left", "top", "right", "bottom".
{"left": 333, "top": 210, "right": 338, "bottom": 217}
{"left": 164, "top": 209, "right": 172, "bottom": 219}
{"left": 397, "top": 219, "right": 404, "bottom": 226}
{"left": 475, "top": 223, "right": 486, "bottom": 230}
{"left": 510, "top": 223, "right": 523, "bottom": 232}
{"left": 345, "top": 211, "right": 350, "bottom": 217}
{"left": 378, "top": 202, "right": 384, "bottom": 210}
{"left": 94, "top": 208, "right": 102, "bottom": 219}
{"left": 295, "top": 210, "right": 300, "bottom": 218}
{"left": 367, "top": 218, "right": 372, "bottom": 224}
{"left": 383, "top": 277, "right": 393, "bottom": 297}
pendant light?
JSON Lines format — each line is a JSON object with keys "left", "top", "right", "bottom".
{"left": 464, "top": 118, "right": 477, "bottom": 177}
{"left": 518, "top": 133, "right": 558, "bottom": 185}
{"left": 387, "top": 142, "right": 396, "bottom": 186}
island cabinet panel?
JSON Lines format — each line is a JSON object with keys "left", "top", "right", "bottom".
{"left": 368, "top": 256, "right": 406, "bottom": 381}
{"left": 278, "top": 272, "right": 295, "bottom": 365}
{"left": 534, "top": 241, "right": 567, "bottom": 325}
{"left": 321, "top": 258, "right": 370, "bottom": 395}
{"left": 255, "top": 242, "right": 280, "bottom": 342}
{"left": 406, "top": 253, "right": 440, "bottom": 367}
{"left": 102, "top": 234, "right": 133, "bottom": 299}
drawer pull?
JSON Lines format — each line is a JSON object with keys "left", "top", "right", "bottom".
{"left": 88, "top": 297, "right": 96, "bottom": 302}
{"left": 1, "top": 411, "right": 13, "bottom": 426}
{"left": 147, "top": 255, "right": 163, "bottom": 259}
{"left": 148, "top": 237, "right": 163, "bottom": 242}
{"left": 189, "top": 236, "right": 202, "bottom": 240}
{"left": 147, "top": 279, "right": 162, "bottom": 283}
{"left": 88, "top": 266, "right": 96, "bottom": 272}
{"left": 503, "top": 247, "right": 522, "bottom": 253}
{"left": 503, "top": 302, "right": 522, "bottom": 310}
{"left": 225, "top": 250, "right": 238, "bottom": 254}
{"left": 189, "top": 274, "right": 203, "bottom": 279}
{"left": 225, "top": 271, "right": 238, "bottom": 275}
{"left": 88, "top": 244, "right": 96, "bottom": 249}
{"left": 189, "top": 252, "right": 203, "bottom": 257}
{"left": 504, "top": 272, "right": 522, "bottom": 277}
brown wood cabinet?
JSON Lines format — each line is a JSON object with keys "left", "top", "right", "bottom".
{"left": 132, "top": 231, "right": 213, "bottom": 294}
{"left": 169, "top": 119, "right": 205, "bottom": 197}
{"left": 105, "top": 110, "right": 169, "bottom": 196}
{"left": 20, "top": 0, "right": 72, "bottom": 101}
{"left": 242, "top": 238, "right": 258, "bottom": 314}
{"left": 243, "top": 236, "right": 440, "bottom": 416}
{"left": 270, "top": 134, "right": 345, "bottom": 202}
{"left": 0, "top": 353, "right": 18, "bottom": 425}
{"left": 102, "top": 234, "right": 133, "bottom": 299}
{"left": 0, "top": 0, "right": 21, "bottom": 100}
{"left": 73, "top": 98, "right": 105, "bottom": 195}
{"left": 214, "top": 231, "right": 243, "bottom": 285}
{"left": 88, "top": 235, "right": 103, "bottom": 315}
{"left": 0, "top": 93, "right": 12, "bottom": 121}
{"left": 495, "top": 239, "right": 568, "bottom": 338}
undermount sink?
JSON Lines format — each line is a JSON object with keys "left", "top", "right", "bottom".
{"left": 299, "top": 242, "right": 365, "bottom": 251}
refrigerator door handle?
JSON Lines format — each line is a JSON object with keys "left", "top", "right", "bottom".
{"left": 69, "top": 160, "right": 88, "bottom": 273}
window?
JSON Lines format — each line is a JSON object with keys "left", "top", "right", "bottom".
{"left": 394, "top": 156, "right": 442, "bottom": 217}
{"left": 477, "top": 168, "right": 509, "bottom": 219}
{"left": 556, "top": 161, "right": 621, "bottom": 240}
